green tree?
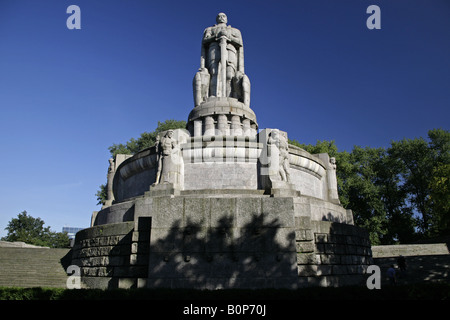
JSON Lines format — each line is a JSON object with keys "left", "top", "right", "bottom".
{"left": 387, "top": 129, "right": 450, "bottom": 238}
{"left": 2, "top": 211, "right": 70, "bottom": 248}
{"left": 108, "top": 119, "right": 187, "bottom": 157}
{"left": 374, "top": 149, "right": 415, "bottom": 243}
{"left": 427, "top": 128, "right": 450, "bottom": 236}
{"left": 339, "top": 146, "right": 389, "bottom": 245}
{"left": 96, "top": 183, "right": 107, "bottom": 206}
{"left": 389, "top": 137, "right": 432, "bottom": 235}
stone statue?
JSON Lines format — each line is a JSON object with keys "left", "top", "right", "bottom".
{"left": 193, "top": 67, "right": 210, "bottom": 107}
{"left": 154, "top": 130, "right": 179, "bottom": 185}
{"left": 193, "top": 13, "right": 250, "bottom": 106}
{"left": 232, "top": 70, "right": 250, "bottom": 107}
{"left": 327, "top": 157, "right": 340, "bottom": 204}
{"left": 268, "top": 129, "right": 291, "bottom": 183}
{"left": 103, "top": 158, "right": 115, "bottom": 208}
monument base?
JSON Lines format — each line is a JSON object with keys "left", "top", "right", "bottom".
{"left": 72, "top": 192, "right": 373, "bottom": 289}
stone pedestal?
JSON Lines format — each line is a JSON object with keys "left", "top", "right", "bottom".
{"left": 147, "top": 183, "right": 180, "bottom": 197}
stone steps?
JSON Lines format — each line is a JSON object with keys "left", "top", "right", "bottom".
{"left": 0, "top": 247, "right": 71, "bottom": 288}
{"left": 373, "top": 254, "right": 450, "bottom": 286}
{"left": 372, "top": 243, "right": 450, "bottom": 286}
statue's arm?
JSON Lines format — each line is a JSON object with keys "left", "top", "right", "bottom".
{"left": 228, "top": 28, "right": 243, "bottom": 47}
{"left": 202, "top": 27, "right": 215, "bottom": 44}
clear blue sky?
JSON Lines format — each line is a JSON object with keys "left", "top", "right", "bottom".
{"left": 0, "top": 0, "right": 449, "bottom": 238}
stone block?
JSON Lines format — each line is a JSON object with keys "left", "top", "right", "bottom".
{"left": 295, "top": 216, "right": 311, "bottom": 229}
{"left": 296, "top": 241, "right": 315, "bottom": 253}
{"left": 130, "top": 253, "right": 149, "bottom": 266}
{"left": 261, "top": 197, "right": 295, "bottom": 227}
{"left": 210, "top": 197, "right": 237, "bottom": 228}
{"left": 152, "top": 197, "right": 184, "bottom": 228}
{"left": 298, "top": 264, "right": 318, "bottom": 277}
{"left": 184, "top": 197, "right": 210, "bottom": 226}
{"left": 205, "top": 227, "right": 234, "bottom": 252}
{"left": 315, "top": 233, "right": 328, "bottom": 243}
{"left": 235, "top": 198, "right": 262, "bottom": 226}
{"left": 118, "top": 278, "right": 137, "bottom": 289}
{"left": 150, "top": 228, "right": 184, "bottom": 252}
{"left": 297, "top": 253, "right": 316, "bottom": 265}
{"left": 332, "top": 265, "right": 349, "bottom": 275}
{"left": 97, "top": 267, "right": 114, "bottom": 277}
{"left": 319, "top": 254, "right": 341, "bottom": 265}
{"left": 131, "top": 242, "right": 149, "bottom": 254}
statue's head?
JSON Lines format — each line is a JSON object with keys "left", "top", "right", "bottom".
{"left": 270, "top": 129, "right": 279, "bottom": 139}
{"left": 216, "top": 13, "right": 227, "bottom": 24}
{"left": 166, "top": 130, "right": 174, "bottom": 138}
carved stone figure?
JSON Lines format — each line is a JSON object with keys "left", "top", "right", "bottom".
{"left": 154, "top": 130, "right": 179, "bottom": 185}
{"left": 193, "top": 13, "right": 250, "bottom": 106}
{"left": 232, "top": 70, "right": 250, "bottom": 107}
{"left": 328, "top": 157, "right": 340, "bottom": 204}
{"left": 268, "top": 129, "right": 291, "bottom": 183}
{"left": 193, "top": 67, "right": 210, "bottom": 107}
{"left": 103, "top": 158, "right": 115, "bottom": 208}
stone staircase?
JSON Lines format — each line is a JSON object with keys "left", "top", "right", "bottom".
{"left": 0, "top": 247, "right": 71, "bottom": 288}
{"left": 372, "top": 243, "right": 450, "bottom": 287}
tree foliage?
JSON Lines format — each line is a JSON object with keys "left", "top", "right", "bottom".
{"left": 1, "top": 211, "right": 70, "bottom": 248}
{"left": 108, "top": 119, "right": 187, "bottom": 158}
{"left": 293, "top": 128, "right": 449, "bottom": 244}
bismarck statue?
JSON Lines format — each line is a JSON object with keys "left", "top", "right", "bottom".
{"left": 189, "top": 13, "right": 256, "bottom": 137}
{"left": 194, "top": 13, "right": 250, "bottom": 107}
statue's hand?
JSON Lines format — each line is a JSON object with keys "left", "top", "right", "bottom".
{"left": 217, "top": 35, "right": 229, "bottom": 43}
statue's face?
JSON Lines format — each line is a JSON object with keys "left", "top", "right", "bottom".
{"left": 216, "top": 13, "right": 227, "bottom": 24}
{"left": 167, "top": 131, "right": 173, "bottom": 138}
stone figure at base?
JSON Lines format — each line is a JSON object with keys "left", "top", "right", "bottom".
{"left": 102, "top": 158, "right": 115, "bottom": 208}
{"left": 232, "top": 70, "right": 250, "bottom": 107}
{"left": 268, "top": 129, "right": 291, "bottom": 183}
{"left": 154, "top": 130, "right": 179, "bottom": 185}
{"left": 328, "top": 157, "right": 340, "bottom": 204}
{"left": 193, "top": 67, "right": 210, "bottom": 107}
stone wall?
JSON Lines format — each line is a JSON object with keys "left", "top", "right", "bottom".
{"left": 71, "top": 220, "right": 150, "bottom": 289}
{"left": 110, "top": 134, "right": 332, "bottom": 205}
{"left": 184, "top": 162, "right": 258, "bottom": 190}
{"left": 145, "top": 195, "right": 298, "bottom": 289}
{"left": 73, "top": 193, "right": 372, "bottom": 289}
{"left": 372, "top": 243, "right": 449, "bottom": 258}
{"left": 296, "top": 219, "right": 373, "bottom": 287}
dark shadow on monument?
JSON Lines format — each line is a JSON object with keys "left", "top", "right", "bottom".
{"left": 72, "top": 207, "right": 377, "bottom": 289}
{"left": 146, "top": 212, "right": 298, "bottom": 289}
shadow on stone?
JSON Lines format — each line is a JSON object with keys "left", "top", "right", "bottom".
{"left": 146, "top": 212, "right": 298, "bottom": 289}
